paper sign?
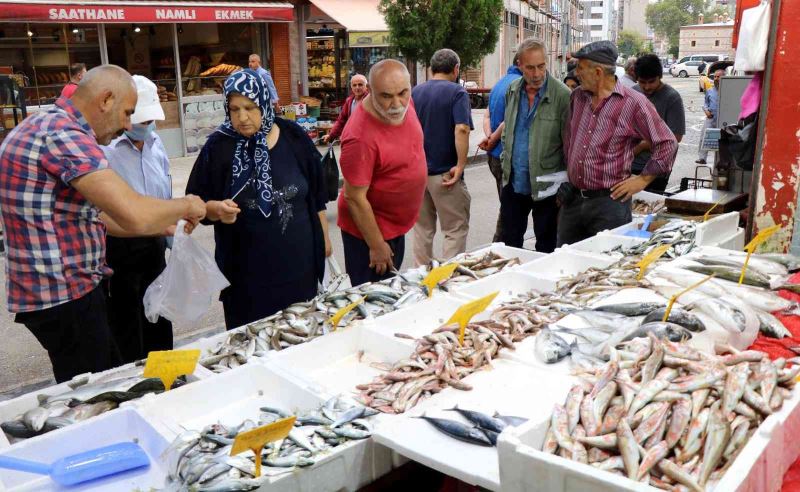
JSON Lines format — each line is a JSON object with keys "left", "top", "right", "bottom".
{"left": 421, "top": 263, "right": 459, "bottom": 297}
{"left": 445, "top": 292, "right": 500, "bottom": 344}
{"left": 143, "top": 349, "right": 200, "bottom": 391}
{"left": 328, "top": 297, "right": 364, "bottom": 329}
{"left": 740, "top": 225, "right": 781, "bottom": 284}
{"left": 636, "top": 244, "right": 671, "bottom": 280}
{"left": 662, "top": 274, "right": 715, "bottom": 322}
{"left": 231, "top": 416, "right": 296, "bottom": 477}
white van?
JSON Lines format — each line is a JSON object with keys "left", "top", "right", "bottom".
{"left": 670, "top": 54, "right": 728, "bottom": 77}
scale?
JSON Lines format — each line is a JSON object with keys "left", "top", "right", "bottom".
{"left": 665, "top": 188, "right": 748, "bottom": 215}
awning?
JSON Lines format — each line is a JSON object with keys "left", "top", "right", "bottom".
{"left": 308, "top": 0, "right": 387, "bottom": 32}
{"left": 0, "top": 0, "right": 294, "bottom": 23}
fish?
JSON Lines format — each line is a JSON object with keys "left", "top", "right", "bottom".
{"left": 621, "top": 322, "right": 693, "bottom": 343}
{"left": 642, "top": 307, "right": 705, "bottom": 332}
{"left": 417, "top": 415, "right": 493, "bottom": 446}
{"left": 684, "top": 264, "right": 772, "bottom": 289}
{"left": 535, "top": 327, "right": 576, "bottom": 364}
{"left": 616, "top": 419, "right": 639, "bottom": 480}
{"left": 446, "top": 406, "right": 507, "bottom": 434}
{"left": 698, "top": 407, "right": 731, "bottom": 486}
{"left": 687, "top": 298, "right": 749, "bottom": 333}
{"left": 593, "top": 302, "right": 665, "bottom": 317}
{"left": 754, "top": 309, "right": 792, "bottom": 339}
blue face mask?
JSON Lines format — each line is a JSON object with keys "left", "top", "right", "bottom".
{"left": 124, "top": 121, "right": 156, "bottom": 142}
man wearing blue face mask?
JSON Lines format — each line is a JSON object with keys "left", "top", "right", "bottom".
{"left": 102, "top": 75, "right": 174, "bottom": 362}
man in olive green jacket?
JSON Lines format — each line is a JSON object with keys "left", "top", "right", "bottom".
{"left": 499, "top": 39, "right": 570, "bottom": 252}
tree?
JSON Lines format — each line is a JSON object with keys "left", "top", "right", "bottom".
{"left": 379, "top": 0, "right": 504, "bottom": 68}
{"left": 704, "top": 5, "right": 729, "bottom": 22}
{"left": 646, "top": 0, "right": 705, "bottom": 56}
{"left": 617, "top": 30, "right": 646, "bottom": 57}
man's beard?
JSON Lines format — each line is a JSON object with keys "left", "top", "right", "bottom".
{"left": 375, "top": 103, "right": 408, "bottom": 123}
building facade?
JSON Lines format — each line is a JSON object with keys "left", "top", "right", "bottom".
{"left": 678, "top": 21, "right": 735, "bottom": 59}
{"left": 618, "top": 0, "right": 649, "bottom": 40}
{"left": 582, "top": 0, "right": 616, "bottom": 43}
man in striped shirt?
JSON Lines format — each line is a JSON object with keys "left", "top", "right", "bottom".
{"left": 557, "top": 41, "right": 677, "bottom": 246}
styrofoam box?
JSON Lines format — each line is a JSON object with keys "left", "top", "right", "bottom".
{"left": 453, "top": 242, "right": 547, "bottom": 266}
{"left": 0, "top": 362, "right": 209, "bottom": 451}
{"left": 498, "top": 409, "right": 775, "bottom": 492}
{"left": 562, "top": 234, "right": 646, "bottom": 256}
{"left": 516, "top": 249, "right": 618, "bottom": 281}
{"left": 447, "top": 270, "right": 557, "bottom": 307}
{"left": 363, "top": 294, "right": 464, "bottom": 341}
{"left": 696, "top": 211, "right": 740, "bottom": 246}
{"left": 0, "top": 408, "right": 171, "bottom": 491}
{"left": 712, "top": 227, "right": 745, "bottom": 250}
{"left": 268, "top": 324, "right": 415, "bottom": 397}
{"left": 764, "top": 385, "right": 800, "bottom": 480}
{"left": 605, "top": 216, "right": 645, "bottom": 236}
{"left": 137, "top": 363, "right": 394, "bottom": 492}
{"left": 373, "top": 359, "right": 576, "bottom": 491}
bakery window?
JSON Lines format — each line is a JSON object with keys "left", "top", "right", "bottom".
{"left": 0, "top": 23, "right": 101, "bottom": 108}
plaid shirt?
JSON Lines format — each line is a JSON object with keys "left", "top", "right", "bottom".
{"left": 565, "top": 80, "right": 678, "bottom": 190}
{"left": 0, "top": 96, "right": 111, "bottom": 313}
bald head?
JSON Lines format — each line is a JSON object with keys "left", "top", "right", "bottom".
{"left": 72, "top": 65, "right": 137, "bottom": 145}
{"left": 248, "top": 54, "right": 262, "bottom": 70}
{"left": 366, "top": 59, "right": 411, "bottom": 125}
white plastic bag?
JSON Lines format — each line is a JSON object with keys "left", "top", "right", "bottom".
{"left": 143, "top": 220, "right": 230, "bottom": 324}
{"left": 536, "top": 170, "right": 568, "bottom": 200}
{"left": 734, "top": 0, "right": 771, "bottom": 72}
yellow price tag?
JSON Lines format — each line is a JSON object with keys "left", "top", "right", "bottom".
{"left": 636, "top": 244, "right": 671, "bottom": 280}
{"left": 230, "top": 416, "right": 296, "bottom": 478}
{"left": 421, "top": 263, "right": 459, "bottom": 297}
{"left": 740, "top": 225, "right": 781, "bottom": 284}
{"left": 143, "top": 349, "right": 200, "bottom": 392}
{"left": 703, "top": 196, "right": 727, "bottom": 222}
{"left": 445, "top": 292, "right": 500, "bottom": 344}
{"left": 328, "top": 297, "right": 364, "bottom": 329}
{"left": 662, "top": 274, "right": 715, "bottom": 322}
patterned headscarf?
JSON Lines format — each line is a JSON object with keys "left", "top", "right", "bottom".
{"left": 217, "top": 69, "right": 275, "bottom": 218}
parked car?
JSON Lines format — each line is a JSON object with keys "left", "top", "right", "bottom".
{"left": 671, "top": 54, "right": 729, "bottom": 77}
{"left": 699, "top": 60, "right": 736, "bottom": 92}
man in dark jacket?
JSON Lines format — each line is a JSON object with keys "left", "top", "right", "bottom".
{"left": 322, "top": 74, "right": 368, "bottom": 143}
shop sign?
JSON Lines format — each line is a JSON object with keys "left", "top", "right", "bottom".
{"left": 0, "top": 4, "right": 294, "bottom": 23}
{"left": 348, "top": 31, "right": 390, "bottom": 47}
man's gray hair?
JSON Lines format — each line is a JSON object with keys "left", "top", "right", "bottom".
{"left": 586, "top": 59, "right": 616, "bottom": 76}
{"left": 625, "top": 57, "right": 637, "bottom": 71}
{"left": 430, "top": 49, "right": 460, "bottom": 75}
{"left": 515, "top": 38, "right": 546, "bottom": 63}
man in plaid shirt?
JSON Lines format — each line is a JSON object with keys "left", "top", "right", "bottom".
{"left": 0, "top": 65, "right": 206, "bottom": 382}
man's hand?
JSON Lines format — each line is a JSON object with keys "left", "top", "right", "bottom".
{"left": 208, "top": 199, "right": 240, "bottom": 224}
{"left": 324, "top": 234, "right": 332, "bottom": 257}
{"left": 322, "top": 134, "right": 332, "bottom": 144}
{"left": 705, "top": 110, "right": 713, "bottom": 119}
{"left": 610, "top": 175, "right": 653, "bottom": 202}
{"left": 182, "top": 195, "right": 207, "bottom": 224}
{"left": 478, "top": 136, "right": 499, "bottom": 152}
{"left": 369, "top": 240, "right": 394, "bottom": 275}
{"left": 442, "top": 166, "right": 464, "bottom": 187}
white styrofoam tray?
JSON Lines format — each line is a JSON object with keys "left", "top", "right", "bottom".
{"left": 562, "top": 234, "right": 646, "bottom": 255}
{"left": 372, "top": 359, "right": 576, "bottom": 491}
{"left": 0, "top": 362, "right": 209, "bottom": 451}
{"left": 695, "top": 211, "right": 741, "bottom": 246}
{"left": 712, "top": 227, "right": 745, "bottom": 250}
{"left": 497, "top": 408, "right": 774, "bottom": 492}
{"left": 515, "top": 249, "right": 618, "bottom": 282}
{"left": 0, "top": 408, "right": 171, "bottom": 492}
{"left": 137, "top": 363, "right": 394, "bottom": 492}
{"left": 363, "top": 294, "right": 464, "bottom": 341}
{"left": 447, "top": 270, "right": 556, "bottom": 302}
{"left": 454, "top": 243, "right": 547, "bottom": 266}
{"left": 268, "top": 324, "right": 415, "bottom": 397}
{"left": 605, "top": 217, "right": 645, "bottom": 236}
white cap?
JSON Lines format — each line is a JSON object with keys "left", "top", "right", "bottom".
{"left": 130, "top": 75, "right": 165, "bottom": 125}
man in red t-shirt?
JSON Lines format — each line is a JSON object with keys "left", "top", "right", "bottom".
{"left": 59, "top": 62, "right": 86, "bottom": 99}
{"left": 337, "top": 59, "right": 427, "bottom": 286}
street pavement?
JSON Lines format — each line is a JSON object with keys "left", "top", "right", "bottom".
{"left": 0, "top": 76, "right": 708, "bottom": 396}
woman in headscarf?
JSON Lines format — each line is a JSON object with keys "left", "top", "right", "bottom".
{"left": 186, "top": 69, "right": 331, "bottom": 329}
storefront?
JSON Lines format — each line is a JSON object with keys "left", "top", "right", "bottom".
{"left": 0, "top": 1, "right": 294, "bottom": 157}
{"left": 299, "top": 0, "right": 398, "bottom": 126}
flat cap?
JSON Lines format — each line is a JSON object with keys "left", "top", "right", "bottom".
{"left": 573, "top": 41, "right": 618, "bottom": 66}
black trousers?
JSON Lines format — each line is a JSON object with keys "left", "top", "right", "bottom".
{"left": 341, "top": 230, "right": 405, "bottom": 286}
{"left": 15, "top": 287, "right": 122, "bottom": 383}
{"left": 556, "top": 194, "right": 632, "bottom": 247}
{"left": 104, "top": 236, "right": 173, "bottom": 363}
{"left": 487, "top": 156, "right": 504, "bottom": 242}
{"left": 499, "top": 185, "right": 559, "bottom": 253}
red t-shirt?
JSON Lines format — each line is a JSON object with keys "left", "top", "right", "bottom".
{"left": 337, "top": 103, "right": 427, "bottom": 240}
{"left": 60, "top": 82, "right": 78, "bottom": 99}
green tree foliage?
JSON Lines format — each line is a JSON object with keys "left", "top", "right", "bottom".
{"left": 617, "top": 30, "right": 646, "bottom": 57}
{"left": 379, "top": 0, "right": 504, "bottom": 68}
{"left": 646, "top": 0, "right": 706, "bottom": 55}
